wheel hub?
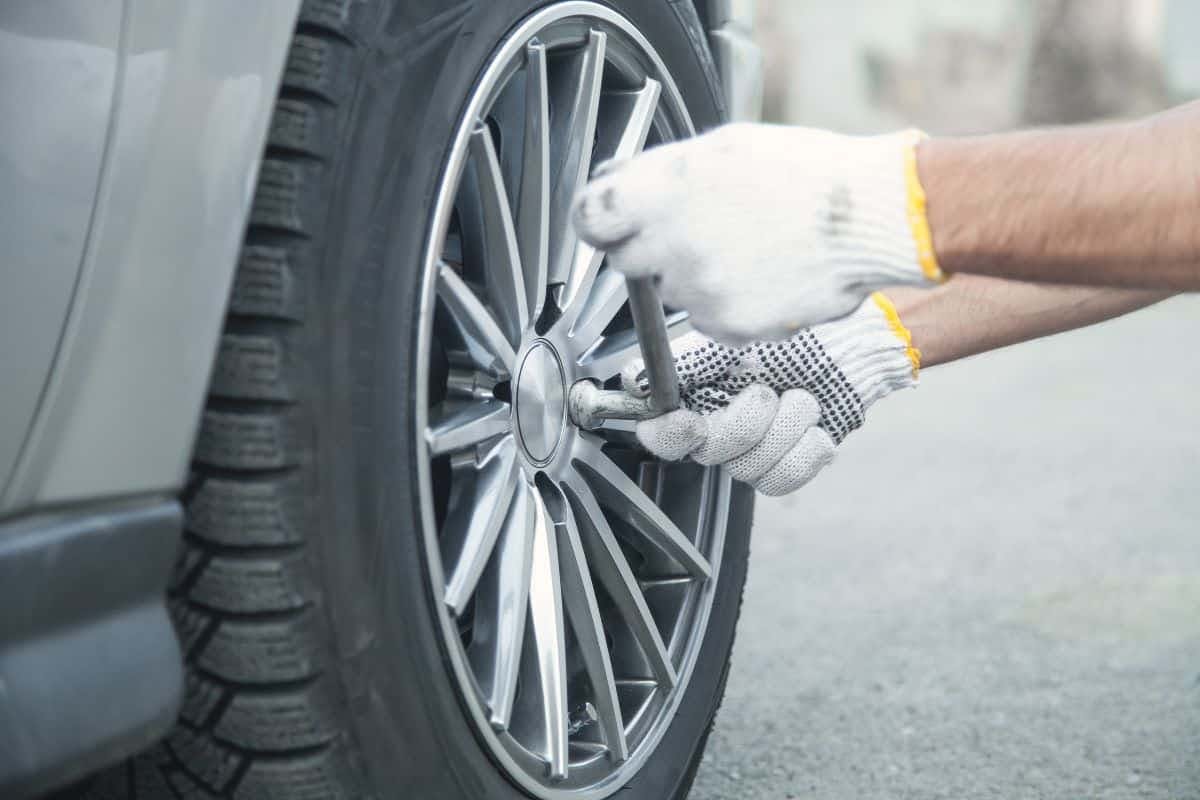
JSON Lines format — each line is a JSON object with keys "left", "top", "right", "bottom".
{"left": 515, "top": 340, "right": 567, "bottom": 465}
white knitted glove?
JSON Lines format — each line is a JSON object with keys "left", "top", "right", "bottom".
{"left": 637, "top": 386, "right": 837, "bottom": 496}
{"left": 628, "top": 294, "right": 920, "bottom": 495}
{"left": 573, "top": 123, "right": 943, "bottom": 344}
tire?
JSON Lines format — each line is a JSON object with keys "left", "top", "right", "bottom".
{"left": 72, "top": 2, "right": 753, "bottom": 798}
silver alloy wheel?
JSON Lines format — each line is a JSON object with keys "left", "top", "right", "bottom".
{"left": 415, "top": 5, "right": 732, "bottom": 797}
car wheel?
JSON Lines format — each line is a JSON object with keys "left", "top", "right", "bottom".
{"left": 73, "top": 1, "right": 753, "bottom": 798}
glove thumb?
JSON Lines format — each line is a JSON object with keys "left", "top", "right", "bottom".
{"left": 634, "top": 409, "right": 707, "bottom": 461}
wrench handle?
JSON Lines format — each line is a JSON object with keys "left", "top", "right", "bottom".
{"left": 625, "top": 277, "right": 680, "bottom": 413}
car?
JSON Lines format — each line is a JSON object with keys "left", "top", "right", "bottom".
{"left": 0, "top": 1, "right": 762, "bottom": 798}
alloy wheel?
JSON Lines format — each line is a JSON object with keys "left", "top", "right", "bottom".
{"left": 414, "top": 5, "right": 732, "bottom": 797}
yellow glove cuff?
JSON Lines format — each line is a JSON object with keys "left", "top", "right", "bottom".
{"left": 901, "top": 130, "right": 945, "bottom": 284}
{"left": 870, "top": 291, "right": 921, "bottom": 379}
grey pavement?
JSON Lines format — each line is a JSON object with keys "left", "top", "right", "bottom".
{"left": 690, "top": 296, "right": 1200, "bottom": 800}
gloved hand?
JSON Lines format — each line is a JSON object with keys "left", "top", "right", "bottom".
{"left": 573, "top": 123, "right": 944, "bottom": 344}
{"left": 627, "top": 294, "right": 919, "bottom": 495}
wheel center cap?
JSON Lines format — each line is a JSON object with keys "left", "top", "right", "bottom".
{"left": 514, "top": 341, "right": 567, "bottom": 464}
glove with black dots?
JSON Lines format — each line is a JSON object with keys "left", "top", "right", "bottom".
{"left": 624, "top": 293, "right": 920, "bottom": 496}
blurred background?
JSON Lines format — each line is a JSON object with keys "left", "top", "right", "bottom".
{"left": 757, "top": 0, "right": 1200, "bottom": 132}
{"left": 689, "top": 2, "right": 1200, "bottom": 798}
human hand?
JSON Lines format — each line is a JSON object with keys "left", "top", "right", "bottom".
{"left": 635, "top": 385, "right": 836, "bottom": 496}
{"left": 573, "top": 123, "right": 943, "bottom": 344}
{"left": 626, "top": 294, "right": 919, "bottom": 495}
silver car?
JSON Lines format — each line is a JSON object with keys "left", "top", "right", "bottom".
{"left": 0, "top": 2, "right": 761, "bottom": 798}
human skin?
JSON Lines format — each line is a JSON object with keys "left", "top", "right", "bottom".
{"left": 918, "top": 101, "right": 1200, "bottom": 290}
{"left": 886, "top": 276, "right": 1172, "bottom": 368}
{"left": 853, "top": 103, "right": 1195, "bottom": 364}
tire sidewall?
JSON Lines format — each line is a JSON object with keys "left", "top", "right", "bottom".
{"left": 314, "top": 2, "right": 749, "bottom": 797}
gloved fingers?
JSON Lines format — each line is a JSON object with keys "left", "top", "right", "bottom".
{"left": 619, "top": 360, "right": 649, "bottom": 398}
{"left": 691, "top": 384, "right": 778, "bottom": 465}
{"left": 752, "top": 426, "right": 836, "bottom": 496}
{"left": 573, "top": 150, "right": 682, "bottom": 271}
{"left": 571, "top": 158, "right": 640, "bottom": 246}
{"left": 634, "top": 408, "right": 706, "bottom": 462}
{"left": 725, "top": 390, "right": 822, "bottom": 483}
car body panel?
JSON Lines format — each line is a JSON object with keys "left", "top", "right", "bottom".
{"left": 0, "top": 0, "right": 123, "bottom": 499}
{"left": 0, "top": 0, "right": 302, "bottom": 514}
{"left": 0, "top": 1, "right": 301, "bottom": 793}
{"left": 0, "top": 499, "right": 182, "bottom": 798}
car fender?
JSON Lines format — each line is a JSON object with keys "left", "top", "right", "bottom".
{"left": 1, "top": 0, "right": 302, "bottom": 513}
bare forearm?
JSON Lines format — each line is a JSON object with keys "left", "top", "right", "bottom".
{"left": 888, "top": 276, "right": 1171, "bottom": 368}
{"left": 919, "top": 101, "right": 1200, "bottom": 289}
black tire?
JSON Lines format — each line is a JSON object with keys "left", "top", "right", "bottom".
{"left": 73, "top": 2, "right": 753, "bottom": 798}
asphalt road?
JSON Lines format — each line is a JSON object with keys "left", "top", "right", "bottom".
{"left": 689, "top": 296, "right": 1200, "bottom": 800}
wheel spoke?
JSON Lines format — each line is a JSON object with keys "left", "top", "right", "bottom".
{"left": 571, "top": 438, "right": 710, "bottom": 579}
{"left": 427, "top": 400, "right": 511, "bottom": 457}
{"left": 561, "top": 471, "right": 676, "bottom": 688}
{"left": 566, "top": 265, "right": 625, "bottom": 351}
{"left": 557, "top": 78, "right": 661, "bottom": 322}
{"left": 593, "top": 78, "right": 662, "bottom": 170}
{"left": 469, "top": 123, "right": 528, "bottom": 344}
{"left": 528, "top": 486, "right": 569, "bottom": 780}
{"left": 574, "top": 310, "right": 692, "bottom": 382}
{"left": 444, "top": 438, "right": 521, "bottom": 615}
{"left": 436, "top": 263, "right": 517, "bottom": 375}
{"left": 518, "top": 42, "right": 550, "bottom": 322}
{"left": 547, "top": 29, "right": 606, "bottom": 290}
{"left": 469, "top": 480, "right": 535, "bottom": 730}
{"left": 552, "top": 483, "right": 629, "bottom": 762}
{"left": 558, "top": 242, "right": 605, "bottom": 325}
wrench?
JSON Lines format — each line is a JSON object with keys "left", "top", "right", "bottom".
{"left": 568, "top": 276, "right": 680, "bottom": 429}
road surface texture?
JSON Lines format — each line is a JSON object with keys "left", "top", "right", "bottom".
{"left": 690, "top": 295, "right": 1200, "bottom": 799}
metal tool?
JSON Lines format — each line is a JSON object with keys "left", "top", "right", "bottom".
{"left": 568, "top": 276, "right": 681, "bottom": 429}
